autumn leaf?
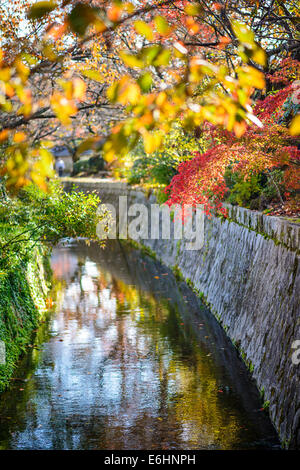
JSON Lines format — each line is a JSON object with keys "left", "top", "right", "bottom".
{"left": 0, "top": 130, "right": 9, "bottom": 142}
{"left": 238, "top": 66, "right": 265, "bottom": 89}
{"left": 184, "top": 3, "right": 203, "bottom": 16}
{"left": 289, "top": 114, "right": 300, "bottom": 136}
{"left": 82, "top": 69, "right": 104, "bottom": 82}
{"left": 13, "top": 132, "right": 27, "bottom": 143}
{"left": 142, "top": 131, "right": 163, "bottom": 154}
{"left": 72, "top": 78, "right": 86, "bottom": 101}
{"left": 154, "top": 16, "right": 172, "bottom": 36}
{"left": 119, "top": 52, "right": 144, "bottom": 69}
{"left": 134, "top": 20, "right": 154, "bottom": 41}
{"left": 137, "top": 72, "right": 153, "bottom": 92}
{"left": 50, "top": 92, "right": 77, "bottom": 125}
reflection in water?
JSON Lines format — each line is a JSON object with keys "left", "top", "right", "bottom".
{"left": 0, "top": 241, "right": 279, "bottom": 450}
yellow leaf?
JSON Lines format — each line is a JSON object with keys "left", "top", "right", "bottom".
{"left": 73, "top": 78, "right": 86, "bottom": 101}
{"left": 15, "top": 84, "right": 32, "bottom": 104}
{"left": 93, "top": 19, "right": 106, "bottom": 33}
{"left": 50, "top": 92, "right": 77, "bottom": 126}
{"left": 238, "top": 66, "right": 265, "bottom": 89}
{"left": 184, "top": 3, "right": 203, "bottom": 16}
{"left": 119, "top": 52, "right": 144, "bottom": 68}
{"left": 142, "top": 131, "right": 162, "bottom": 154}
{"left": 134, "top": 20, "right": 154, "bottom": 41}
{"left": 289, "top": 114, "right": 300, "bottom": 136}
{"left": 31, "top": 172, "right": 47, "bottom": 191}
{"left": 82, "top": 69, "right": 104, "bottom": 82}
{"left": 154, "top": 16, "right": 172, "bottom": 36}
{"left": 232, "top": 21, "right": 255, "bottom": 44}
{"left": 42, "top": 43, "right": 57, "bottom": 61}
{"left": 0, "top": 68, "right": 11, "bottom": 82}
{"left": 124, "top": 83, "right": 141, "bottom": 105}
{"left": 76, "top": 138, "right": 96, "bottom": 155}
{"left": 109, "top": 77, "right": 141, "bottom": 105}
{"left": 15, "top": 58, "right": 30, "bottom": 82}
{"left": 251, "top": 46, "right": 267, "bottom": 67}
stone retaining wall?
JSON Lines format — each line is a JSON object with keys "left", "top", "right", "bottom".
{"left": 63, "top": 178, "right": 300, "bottom": 448}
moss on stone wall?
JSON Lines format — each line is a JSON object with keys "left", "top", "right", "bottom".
{"left": 0, "top": 245, "right": 49, "bottom": 393}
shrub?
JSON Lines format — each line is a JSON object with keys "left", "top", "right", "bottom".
{"left": 0, "top": 180, "right": 109, "bottom": 270}
{"left": 224, "top": 169, "right": 262, "bottom": 207}
{"left": 72, "top": 154, "right": 105, "bottom": 176}
{"left": 125, "top": 121, "right": 208, "bottom": 186}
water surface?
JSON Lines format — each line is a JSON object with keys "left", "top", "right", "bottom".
{"left": 0, "top": 241, "right": 280, "bottom": 450}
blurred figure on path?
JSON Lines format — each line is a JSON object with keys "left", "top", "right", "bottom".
{"left": 55, "top": 158, "right": 65, "bottom": 177}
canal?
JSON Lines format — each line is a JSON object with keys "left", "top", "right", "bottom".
{"left": 0, "top": 241, "right": 280, "bottom": 449}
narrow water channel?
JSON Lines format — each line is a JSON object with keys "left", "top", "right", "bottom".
{"left": 0, "top": 241, "right": 280, "bottom": 450}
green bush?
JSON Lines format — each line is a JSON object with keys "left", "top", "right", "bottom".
{"left": 127, "top": 152, "right": 178, "bottom": 185}
{"left": 72, "top": 154, "right": 105, "bottom": 176}
{"left": 226, "top": 172, "right": 261, "bottom": 207}
{"left": 125, "top": 121, "right": 208, "bottom": 186}
{"left": 0, "top": 248, "right": 47, "bottom": 392}
{"left": 224, "top": 167, "right": 286, "bottom": 208}
{"left": 261, "top": 169, "right": 285, "bottom": 200}
{"left": 0, "top": 180, "right": 108, "bottom": 271}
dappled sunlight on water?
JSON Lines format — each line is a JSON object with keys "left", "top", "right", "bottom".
{"left": 0, "top": 241, "right": 280, "bottom": 450}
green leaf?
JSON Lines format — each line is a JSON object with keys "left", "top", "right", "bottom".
{"left": 107, "top": 82, "right": 119, "bottom": 103}
{"left": 141, "top": 45, "right": 161, "bottom": 65}
{"left": 28, "top": 1, "right": 57, "bottom": 20}
{"left": 137, "top": 72, "right": 153, "bottom": 92}
{"left": 154, "top": 49, "right": 171, "bottom": 67}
